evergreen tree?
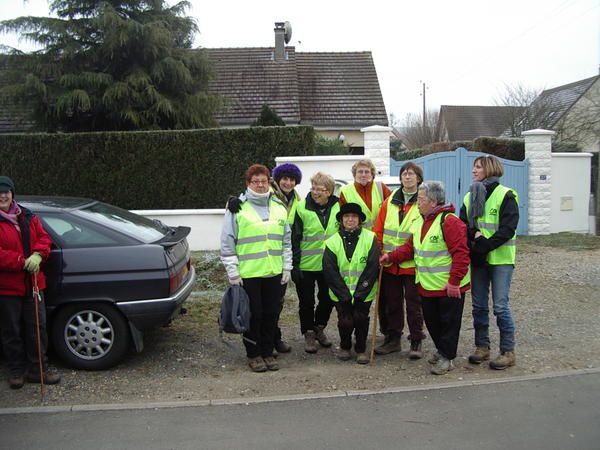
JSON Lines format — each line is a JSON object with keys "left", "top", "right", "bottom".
{"left": 0, "top": 0, "right": 221, "bottom": 131}
{"left": 251, "top": 104, "right": 285, "bottom": 127}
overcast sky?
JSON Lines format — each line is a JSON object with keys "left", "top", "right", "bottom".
{"left": 1, "top": 0, "right": 598, "bottom": 123}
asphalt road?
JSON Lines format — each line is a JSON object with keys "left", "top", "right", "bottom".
{"left": 1, "top": 371, "right": 598, "bottom": 450}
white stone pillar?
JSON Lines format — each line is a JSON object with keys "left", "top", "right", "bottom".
{"left": 361, "top": 125, "right": 391, "bottom": 176}
{"left": 523, "top": 129, "right": 554, "bottom": 235}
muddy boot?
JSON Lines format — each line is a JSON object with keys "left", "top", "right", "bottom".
{"left": 314, "top": 325, "right": 332, "bottom": 348}
{"left": 431, "top": 356, "right": 454, "bottom": 375}
{"left": 337, "top": 348, "right": 352, "bottom": 361}
{"left": 468, "top": 346, "right": 491, "bottom": 364}
{"left": 304, "top": 330, "right": 318, "bottom": 353}
{"left": 408, "top": 340, "right": 423, "bottom": 360}
{"left": 489, "top": 351, "right": 516, "bottom": 370}
{"left": 275, "top": 339, "right": 292, "bottom": 353}
{"left": 356, "top": 353, "right": 370, "bottom": 364}
{"left": 248, "top": 357, "right": 267, "bottom": 373}
{"left": 263, "top": 356, "right": 279, "bottom": 371}
{"left": 428, "top": 351, "right": 441, "bottom": 364}
{"left": 374, "top": 335, "right": 401, "bottom": 355}
{"left": 8, "top": 374, "right": 25, "bottom": 390}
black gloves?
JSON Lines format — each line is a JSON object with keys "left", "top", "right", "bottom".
{"left": 226, "top": 196, "right": 243, "bottom": 214}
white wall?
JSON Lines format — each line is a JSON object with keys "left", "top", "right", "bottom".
{"left": 132, "top": 209, "right": 224, "bottom": 251}
{"left": 550, "top": 153, "right": 593, "bottom": 233}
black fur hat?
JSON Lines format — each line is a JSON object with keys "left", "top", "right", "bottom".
{"left": 336, "top": 202, "right": 366, "bottom": 223}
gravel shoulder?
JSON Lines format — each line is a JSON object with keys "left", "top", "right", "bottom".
{"left": 1, "top": 240, "right": 600, "bottom": 408}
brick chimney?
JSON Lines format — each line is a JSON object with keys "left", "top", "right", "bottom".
{"left": 274, "top": 22, "right": 286, "bottom": 61}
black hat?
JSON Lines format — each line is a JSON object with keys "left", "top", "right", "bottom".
{"left": 0, "top": 176, "right": 15, "bottom": 195}
{"left": 336, "top": 202, "right": 366, "bottom": 223}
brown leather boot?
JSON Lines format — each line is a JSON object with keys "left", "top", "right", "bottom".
{"left": 374, "top": 335, "right": 401, "bottom": 355}
{"left": 468, "top": 347, "right": 491, "bottom": 364}
{"left": 26, "top": 368, "right": 61, "bottom": 385}
{"left": 408, "top": 340, "right": 423, "bottom": 360}
{"left": 314, "top": 325, "right": 332, "bottom": 348}
{"left": 304, "top": 330, "right": 318, "bottom": 353}
{"left": 489, "top": 351, "right": 516, "bottom": 370}
{"left": 8, "top": 375, "right": 25, "bottom": 390}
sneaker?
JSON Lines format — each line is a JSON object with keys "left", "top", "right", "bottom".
{"left": 428, "top": 351, "right": 441, "bottom": 364}
{"left": 274, "top": 340, "right": 292, "bottom": 353}
{"left": 263, "top": 356, "right": 279, "bottom": 371}
{"left": 489, "top": 351, "right": 516, "bottom": 370}
{"left": 356, "top": 353, "right": 370, "bottom": 364}
{"left": 248, "top": 357, "right": 267, "bottom": 373}
{"left": 431, "top": 356, "right": 454, "bottom": 375}
{"left": 468, "top": 346, "right": 491, "bottom": 364}
{"left": 8, "top": 375, "right": 25, "bottom": 390}
{"left": 337, "top": 348, "right": 352, "bottom": 361}
{"left": 374, "top": 336, "right": 401, "bottom": 355}
{"left": 26, "top": 368, "right": 61, "bottom": 385}
{"left": 408, "top": 340, "right": 423, "bottom": 360}
{"left": 314, "top": 325, "right": 332, "bottom": 348}
{"left": 304, "top": 330, "right": 318, "bottom": 353}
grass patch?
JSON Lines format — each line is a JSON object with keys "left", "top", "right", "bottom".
{"left": 192, "top": 251, "right": 228, "bottom": 291}
{"left": 518, "top": 232, "right": 600, "bottom": 251}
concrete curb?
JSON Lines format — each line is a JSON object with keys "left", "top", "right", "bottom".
{"left": 2, "top": 367, "right": 599, "bottom": 415}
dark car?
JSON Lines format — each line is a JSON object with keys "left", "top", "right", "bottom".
{"left": 19, "top": 196, "right": 196, "bottom": 370}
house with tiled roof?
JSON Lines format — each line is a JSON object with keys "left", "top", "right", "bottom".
{"left": 519, "top": 75, "right": 600, "bottom": 153}
{"left": 205, "top": 23, "right": 388, "bottom": 151}
{"left": 437, "top": 105, "right": 526, "bottom": 141}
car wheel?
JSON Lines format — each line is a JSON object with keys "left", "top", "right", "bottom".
{"left": 51, "top": 303, "right": 130, "bottom": 370}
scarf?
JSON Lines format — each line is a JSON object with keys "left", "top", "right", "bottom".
{"left": 0, "top": 200, "right": 21, "bottom": 231}
{"left": 468, "top": 176, "right": 500, "bottom": 228}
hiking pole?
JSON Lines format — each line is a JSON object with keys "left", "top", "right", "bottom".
{"left": 32, "top": 275, "right": 46, "bottom": 401}
{"left": 369, "top": 265, "right": 384, "bottom": 363}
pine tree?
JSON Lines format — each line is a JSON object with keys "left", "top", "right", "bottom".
{"left": 0, "top": 0, "right": 221, "bottom": 131}
{"left": 251, "top": 104, "right": 285, "bottom": 127}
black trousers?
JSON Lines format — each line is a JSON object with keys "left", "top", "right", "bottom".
{"left": 378, "top": 272, "right": 426, "bottom": 341}
{"left": 336, "top": 301, "right": 371, "bottom": 353}
{"left": 242, "top": 275, "right": 282, "bottom": 359}
{"left": 294, "top": 270, "right": 334, "bottom": 334}
{"left": 421, "top": 294, "right": 465, "bottom": 360}
{"left": 0, "top": 294, "right": 49, "bottom": 377}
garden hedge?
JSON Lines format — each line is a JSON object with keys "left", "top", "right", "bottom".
{"left": 0, "top": 126, "right": 315, "bottom": 209}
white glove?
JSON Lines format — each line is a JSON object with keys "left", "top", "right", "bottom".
{"left": 229, "top": 277, "right": 243, "bottom": 286}
{"left": 280, "top": 270, "right": 291, "bottom": 285}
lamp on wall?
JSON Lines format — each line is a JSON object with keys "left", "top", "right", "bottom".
{"left": 338, "top": 134, "right": 345, "bottom": 143}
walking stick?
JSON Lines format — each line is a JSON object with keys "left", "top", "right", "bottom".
{"left": 32, "top": 275, "right": 46, "bottom": 400}
{"left": 369, "top": 266, "right": 384, "bottom": 363}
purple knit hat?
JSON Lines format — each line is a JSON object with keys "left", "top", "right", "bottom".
{"left": 272, "top": 163, "right": 302, "bottom": 184}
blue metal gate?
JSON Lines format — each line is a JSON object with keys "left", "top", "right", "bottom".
{"left": 390, "top": 148, "right": 529, "bottom": 235}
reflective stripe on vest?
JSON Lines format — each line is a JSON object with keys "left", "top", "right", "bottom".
{"left": 235, "top": 198, "right": 287, "bottom": 278}
{"left": 340, "top": 182, "right": 383, "bottom": 230}
{"left": 413, "top": 213, "right": 470, "bottom": 291}
{"left": 382, "top": 189, "right": 423, "bottom": 269}
{"left": 296, "top": 200, "right": 340, "bottom": 271}
{"left": 325, "top": 229, "right": 378, "bottom": 303}
{"left": 464, "top": 185, "right": 518, "bottom": 265}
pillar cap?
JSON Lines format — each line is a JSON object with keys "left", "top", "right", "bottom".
{"left": 360, "top": 125, "right": 392, "bottom": 133}
{"left": 522, "top": 129, "right": 556, "bottom": 136}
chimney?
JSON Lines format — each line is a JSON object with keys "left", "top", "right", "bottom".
{"left": 274, "top": 22, "right": 286, "bottom": 61}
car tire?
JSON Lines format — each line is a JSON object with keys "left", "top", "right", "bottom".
{"left": 51, "top": 303, "right": 130, "bottom": 370}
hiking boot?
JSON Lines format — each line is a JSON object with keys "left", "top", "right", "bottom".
{"left": 408, "top": 340, "right": 423, "bottom": 360}
{"left": 248, "top": 357, "right": 267, "bottom": 373}
{"left": 8, "top": 375, "right": 25, "bottom": 390}
{"left": 263, "top": 356, "right": 279, "bottom": 371}
{"left": 356, "top": 353, "right": 370, "bottom": 364}
{"left": 374, "top": 335, "right": 401, "bottom": 355}
{"left": 304, "top": 330, "right": 318, "bottom": 353}
{"left": 489, "top": 351, "right": 516, "bottom": 370}
{"left": 314, "top": 325, "right": 332, "bottom": 348}
{"left": 274, "top": 340, "right": 292, "bottom": 353}
{"left": 431, "top": 356, "right": 454, "bottom": 375}
{"left": 468, "top": 346, "right": 491, "bottom": 365}
{"left": 428, "top": 351, "right": 441, "bottom": 364}
{"left": 337, "top": 348, "right": 352, "bottom": 361}
{"left": 26, "top": 368, "right": 61, "bottom": 385}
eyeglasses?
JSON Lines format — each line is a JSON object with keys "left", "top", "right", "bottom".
{"left": 310, "top": 187, "right": 328, "bottom": 194}
{"left": 250, "top": 179, "right": 269, "bottom": 186}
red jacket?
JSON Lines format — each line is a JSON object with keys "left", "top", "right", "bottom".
{"left": 0, "top": 206, "right": 52, "bottom": 296}
{"left": 387, "top": 204, "right": 471, "bottom": 297}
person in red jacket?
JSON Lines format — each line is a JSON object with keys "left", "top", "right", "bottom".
{"left": 0, "top": 176, "right": 60, "bottom": 389}
{"left": 380, "top": 181, "right": 470, "bottom": 375}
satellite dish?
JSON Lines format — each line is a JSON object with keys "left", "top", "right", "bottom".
{"left": 284, "top": 21, "right": 292, "bottom": 44}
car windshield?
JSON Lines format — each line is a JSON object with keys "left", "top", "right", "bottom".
{"left": 75, "top": 202, "right": 168, "bottom": 243}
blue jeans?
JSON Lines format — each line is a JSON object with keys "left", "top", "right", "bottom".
{"left": 471, "top": 264, "right": 515, "bottom": 352}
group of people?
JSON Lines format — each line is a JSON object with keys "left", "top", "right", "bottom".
{"left": 221, "top": 155, "right": 519, "bottom": 375}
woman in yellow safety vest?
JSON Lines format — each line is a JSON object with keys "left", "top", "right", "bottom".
{"left": 460, "top": 155, "right": 519, "bottom": 371}
{"left": 220, "top": 164, "right": 292, "bottom": 373}
{"left": 372, "top": 162, "right": 426, "bottom": 359}
{"left": 339, "top": 159, "right": 391, "bottom": 230}
{"left": 291, "top": 172, "right": 340, "bottom": 353}
{"left": 380, "top": 181, "right": 471, "bottom": 375}
{"left": 323, "top": 202, "right": 380, "bottom": 364}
